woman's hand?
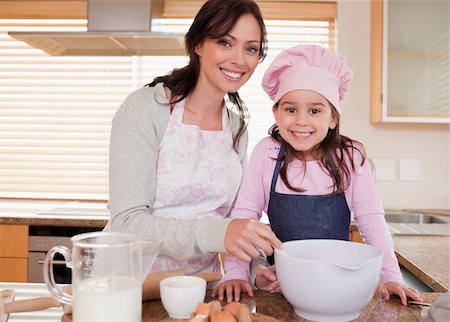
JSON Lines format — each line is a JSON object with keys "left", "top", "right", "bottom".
{"left": 225, "top": 219, "right": 282, "bottom": 262}
{"left": 381, "top": 282, "right": 422, "bottom": 305}
{"left": 255, "top": 265, "right": 281, "bottom": 293}
{"left": 211, "top": 279, "right": 254, "bottom": 303}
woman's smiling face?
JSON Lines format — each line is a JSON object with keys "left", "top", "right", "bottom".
{"left": 273, "top": 89, "right": 338, "bottom": 160}
{"left": 194, "top": 14, "right": 261, "bottom": 95}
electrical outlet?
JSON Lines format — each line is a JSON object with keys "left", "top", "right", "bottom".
{"left": 399, "top": 159, "right": 421, "bottom": 181}
{"left": 373, "top": 158, "right": 396, "bottom": 181}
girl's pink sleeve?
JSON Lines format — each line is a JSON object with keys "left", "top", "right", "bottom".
{"left": 356, "top": 215, "right": 403, "bottom": 284}
{"left": 350, "top": 159, "right": 404, "bottom": 284}
{"left": 231, "top": 139, "right": 270, "bottom": 220}
{"left": 222, "top": 254, "right": 250, "bottom": 282}
{"left": 222, "top": 139, "right": 271, "bottom": 282}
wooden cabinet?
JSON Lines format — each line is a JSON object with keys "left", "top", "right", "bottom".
{"left": 350, "top": 229, "right": 364, "bottom": 243}
{"left": 370, "top": 0, "right": 449, "bottom": 124}
{"left": 0, "top": 224, "right": 28, "bottom": 282}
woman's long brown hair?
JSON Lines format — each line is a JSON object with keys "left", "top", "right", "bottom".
{"left": 146, "top": 0, "right": 267, "bottom": 151}
{"left": 269, "top": 105, "right": 366, "bottom": 195}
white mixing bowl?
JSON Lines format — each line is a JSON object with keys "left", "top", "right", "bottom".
{"left": 275, "top": 239, "right": 382, "bottom": 322}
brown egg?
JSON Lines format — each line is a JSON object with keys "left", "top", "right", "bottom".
{"left": 210, "top": 310, "right": 237, "bottom": 322}
{"left": 208, "top": 300, "right": 223, "bottom": 317}
{"left": 195, "top": 302, "right": 211, "bottom": 317}
{"left": 236, "top": 304, "right": 252, "bottom": 322}
{"left": 223, "top": 302, "right": 242, "bottom": 318}
{"left": 188, "top": 313, "right": 209, "bottom": 322}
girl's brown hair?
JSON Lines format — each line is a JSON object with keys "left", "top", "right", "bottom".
{"left": 269, "top": 104, "right": 366, "bottom": 195}
{"left": 146, "top": 0, "right": 267, "bottom": 150}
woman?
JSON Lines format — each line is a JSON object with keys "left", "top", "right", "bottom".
{"left": 105, "top": 0, "right": 281, "bottom": 275}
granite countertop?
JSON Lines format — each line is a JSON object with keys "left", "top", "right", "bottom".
{"left": 393, "top": 235, "right": 450, "bottom": 292}
{"left": 383, "top": 209, "right": 450, "bottom": 292}
{"left": 141, "top": 291, "right": 442, "bottom": 322}
{"left": 60, "top": 290, "right": 443, "bottom": 322}
{"left": 0, "top": 199, "right": 108, "bottom": 227}
{"left": 0, "top": 281, "right": 445, "bottom": 322}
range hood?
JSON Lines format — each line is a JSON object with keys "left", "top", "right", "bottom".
{"left": 8, "top": 0, "right": 186, "bottom": 56}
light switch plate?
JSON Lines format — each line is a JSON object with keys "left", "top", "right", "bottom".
{"left": 373, "top": 158, "right": 396, "bottom": 181}
{"left": 399, "top": 159, "right": 421, "bottom": 181}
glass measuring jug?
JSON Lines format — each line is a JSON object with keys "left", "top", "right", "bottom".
{"left": 43, "top": 231, "right": 162, "bottom": 322}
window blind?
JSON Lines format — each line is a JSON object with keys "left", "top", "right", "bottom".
{"left": 0, "top": 17, "right": 335, "bottom": 200}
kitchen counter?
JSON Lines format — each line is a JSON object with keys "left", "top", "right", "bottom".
{"left": 65, "top": 290, "right": 441, "bottom": 322}
{"left": 0, "top": 199, "right": 108, "bottom": 228}
{"left": 158, "top": 291, "right": 444, "bottom": 321}
{"left": 393, "top": 235, "right": 450, "bottom": 292}
{"left": 2, "top": 282, "right": 441, "bottom": 322}
{"left": 56, "top": 291, "right": 450, "bottom": 322}
{"left": 381, "top": 210, "right": 450, "bottom": 292}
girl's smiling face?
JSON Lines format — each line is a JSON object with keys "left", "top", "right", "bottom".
{"left": 273, "top": 89, "right": 338, "bottom": 160}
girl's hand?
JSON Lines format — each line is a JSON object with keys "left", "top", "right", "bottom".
{"left": 211, "top": 279, "right": 254, "bottom": 303}
{"left": 255, "top": 265, "right": 281, "bottom": 293}
{"left": 382, "top": 282, "right": 422, "bottom": 305}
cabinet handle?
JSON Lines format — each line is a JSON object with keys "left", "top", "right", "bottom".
{"left": 38, "top": 260, "right": 66, "bottom": 265}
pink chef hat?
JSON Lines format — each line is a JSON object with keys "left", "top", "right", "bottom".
{"left": 261, "top": 45, "right": 353, "bottom": 114}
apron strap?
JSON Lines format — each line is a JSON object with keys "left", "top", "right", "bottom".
{"left": 270, "top": 143, "right": 285, "bottom": 193}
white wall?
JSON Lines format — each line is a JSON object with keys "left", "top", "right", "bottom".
{"left": 337, "top": 0, "right": 450, "bottom": 209}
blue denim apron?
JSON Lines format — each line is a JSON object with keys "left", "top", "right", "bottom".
{"left": 267, "top": 144, "right": 351, "bottom": 264}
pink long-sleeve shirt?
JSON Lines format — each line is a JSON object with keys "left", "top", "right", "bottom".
{"left": 224, "top": 136, "right": 403, "bottom": 285}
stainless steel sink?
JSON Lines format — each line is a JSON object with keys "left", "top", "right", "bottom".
{"left": 385, "top": 211, "right": 450, "bottom": 236}
{"left": 384, "top": 213, "right": 448, "bottom": 224}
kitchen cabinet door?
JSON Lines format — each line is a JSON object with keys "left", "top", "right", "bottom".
{"left": 0, "top": 224, "right": 28, "bottom": 282}
{"left": 0, "top": 258, "right": 28, "bottom": 282}
{"left": 350, "top": 230, "right": 364, "bottom": 243}
{"left": 370, "top": 0, "right": 449, "bottom": 124}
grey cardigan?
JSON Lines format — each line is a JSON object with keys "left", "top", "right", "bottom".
{"left": 107, "top": 83, "right": 248, "bottom": 259}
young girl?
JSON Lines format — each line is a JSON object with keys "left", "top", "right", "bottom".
{"left": 213, "top": 44, "right": 422, "bottom": 305}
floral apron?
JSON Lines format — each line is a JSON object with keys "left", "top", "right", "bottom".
{"left": 150, "top": 99, "right": 242, "bottom": 275}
